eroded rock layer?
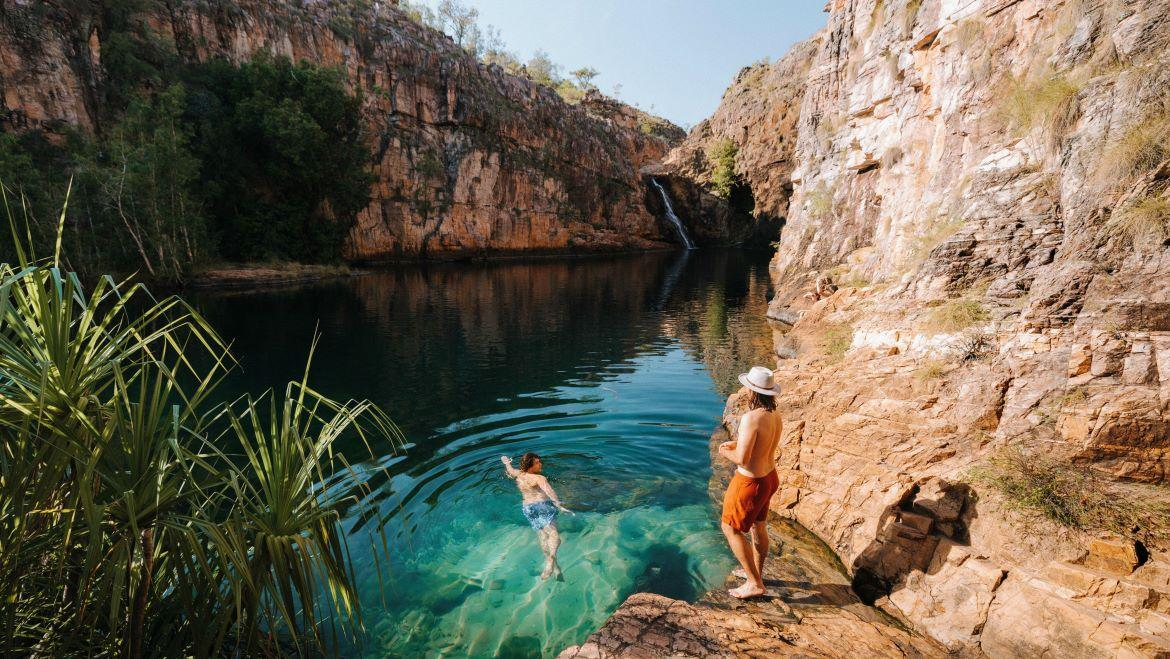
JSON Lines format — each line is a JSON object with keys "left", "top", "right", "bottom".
{"left": 0, "top": 0, "right": 680, "bottom": 258}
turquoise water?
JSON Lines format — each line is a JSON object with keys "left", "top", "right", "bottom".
{"left": 189, "top": 250, "right": 777, "bottom": 657}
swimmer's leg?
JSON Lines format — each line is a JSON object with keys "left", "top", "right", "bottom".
{"left": 538, "top": 526, "right": 555, "bottom": 579}
{"left": 547, "top": 522, "right": 563, "bottom": 580}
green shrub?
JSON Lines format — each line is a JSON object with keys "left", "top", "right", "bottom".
{"left": 970, "top": 446, "right": 1170, "bottom": 542}
{"left": 2, "top": 53, "right": 371, "bottom": 278}
{"left": 707, "top": 138, "right": 738, "bottom": 199}
{"left": 0, "top": 132, "right": 71, "bottom": 262}
{"left": 184, "top": 55, "right": 372, "bottom": 263}
{"left": 74, "top": 85, "right": 208, "bottom": 282}
{"left": 1, "top": 87, "right": 207, "bottom": 283}
{"left": 924, "top": 299, "right": 989, "bottom": 333}
{"left": 0, "top": 195, "right": 402, "bottom": 655}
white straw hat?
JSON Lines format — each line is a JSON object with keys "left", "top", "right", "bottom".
{"left": 738, "top": 366, "right": 781, "bottom": 396}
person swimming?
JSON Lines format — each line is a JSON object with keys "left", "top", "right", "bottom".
{"left": 501, "top": 452, "right": 573, "bottom": 580}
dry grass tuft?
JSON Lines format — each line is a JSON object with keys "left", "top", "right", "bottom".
{"left": 1107, "top": 193, "right": 1170, "bottom": 247}
{"left": 1056, "top": 386, "right": 1088, "bottom": 408}
{"left": 915, "top": 359, "right": 947, "bottom": 382}
{"left": 924, "top": 299, "right": 989, "bottom": 333}
{"left": 902, "top": 0, "right": 923, "bottom": 35}
{"left": 970, "top": 445, "right": 1170, "bottom": 543}
{"left": 905, "top": 213, "right": 964, "bottom": 271}
{"left": 955, "top": 18, "right": 986, "bottom": 51}
{"left": 997, "top": 70, "right": 1082, "bottom": 152}
{"left": 956, "top": 331, "right": 996, "bottom": 362}
{"left": 1095, "top": 109, "right": 1170, "bottom": 187}
{"left": 816, "top": 113, "right": 845, "bottom": 152}
{"left": 881, "top": 146, "right": 903, "bottom": 169}
{"left": 805, "top": 182, "right": 835, "bottom": 220}
{"left": 821, "top": 323, "right": 854, "bottom": 364}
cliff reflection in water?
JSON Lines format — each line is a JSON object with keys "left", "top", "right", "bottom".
{"left": 193, "top": 250, "right": 776, "bottom": 446}
{"left": 188, "top": 249, "right": 776, "bottom": 657}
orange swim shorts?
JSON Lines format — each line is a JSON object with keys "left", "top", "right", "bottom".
{"left": 721, "top": 470, "right": 779, "bottom": 533}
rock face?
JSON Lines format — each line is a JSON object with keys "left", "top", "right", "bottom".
{"left": 623, "top": 0, "right": 1170, "bottom": 656}
{"left": 0, "top": 0, "right": 688, "bottom": 259}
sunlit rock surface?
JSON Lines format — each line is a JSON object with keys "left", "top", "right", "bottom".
{"left": 0, "top": 1, "right": 681, "bottom": 258}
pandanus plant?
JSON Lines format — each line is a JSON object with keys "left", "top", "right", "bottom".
{"left": 0, "top": 185, "right": 402, "bottom": 656}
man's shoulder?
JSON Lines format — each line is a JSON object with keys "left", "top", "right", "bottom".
{"left": 741, "top": 407, "right": 782, "bottom": 425}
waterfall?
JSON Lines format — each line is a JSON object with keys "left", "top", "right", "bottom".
{"left": 650, "top": 178, "right": 695, "bottom": 250}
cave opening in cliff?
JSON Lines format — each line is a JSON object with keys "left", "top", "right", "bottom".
{"left": 728, "top": 180, "right": 756, "bottom": 216}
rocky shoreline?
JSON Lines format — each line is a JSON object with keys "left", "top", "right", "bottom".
{"left": 557, "top": 427, "right": 946, "bottom": 659}
{"left": 185, "top": 264, "right": 360, "bottom": 290}
{"left": 562, "top": 364, "right": 1170, "bottom": 658}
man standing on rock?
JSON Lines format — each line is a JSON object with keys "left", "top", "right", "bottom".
{"left": 718, "top": 366, "right": 783, "bottom": 599}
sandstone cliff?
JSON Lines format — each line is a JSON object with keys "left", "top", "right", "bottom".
{"left": 596, "top": 0, "right": 1170, "bottom": 656}
{"left": 0, "top": 0, "right": 686, "bottom": 259}
{"left": 664, "top": 37, "right": 820, "bottom": 229}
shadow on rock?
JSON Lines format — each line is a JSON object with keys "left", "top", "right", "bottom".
{"left": 851, "top": 478, "right": 979, "bottom": 604}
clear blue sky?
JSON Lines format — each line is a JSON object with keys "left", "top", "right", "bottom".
{"left": 415, "top": 1, "right": 827, "bottom": 128}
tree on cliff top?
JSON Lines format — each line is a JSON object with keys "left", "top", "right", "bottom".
{"left": 437, "top": 0, "right": 480, "bottom": 48}
{"left": 572, "top": 67, "right": 600, "bottom": 91}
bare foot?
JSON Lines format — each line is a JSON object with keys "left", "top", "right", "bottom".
{"left": 729, "top": 582, "right": 766, "bottom": 599}
{"left": 540, "top": 561, "right": 554, "bottom": 581}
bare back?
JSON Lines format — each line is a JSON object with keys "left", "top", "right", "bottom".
{"left": 737, "top": 408, "right": 782, "bottom": 477}
{"left": 515, "top": 472, "right": 553, "bottom": 505}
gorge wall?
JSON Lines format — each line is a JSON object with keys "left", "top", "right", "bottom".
{"left": 0, "top": 0, "right": 686, "bottom": 259}
{"left": 612, "top": 0, "right": 1170, "bottom": 656}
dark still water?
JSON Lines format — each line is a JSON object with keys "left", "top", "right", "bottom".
{"left": 188, "top": 249, "right": 777, "bottom": 658}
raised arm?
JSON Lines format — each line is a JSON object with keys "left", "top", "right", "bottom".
{"left": 501, "top": 455, "right": 520, "bottom": 478}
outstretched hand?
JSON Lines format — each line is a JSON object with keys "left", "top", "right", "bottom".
{"left": 501, "top": 455, "right": 512, "bottom": 465}
{"left": 558, "top": 505, "right": 575, "bottom": 515}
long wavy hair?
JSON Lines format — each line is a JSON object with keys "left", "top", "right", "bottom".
{"left": 746, "top": 389, "right": 776, "bottom": 412}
